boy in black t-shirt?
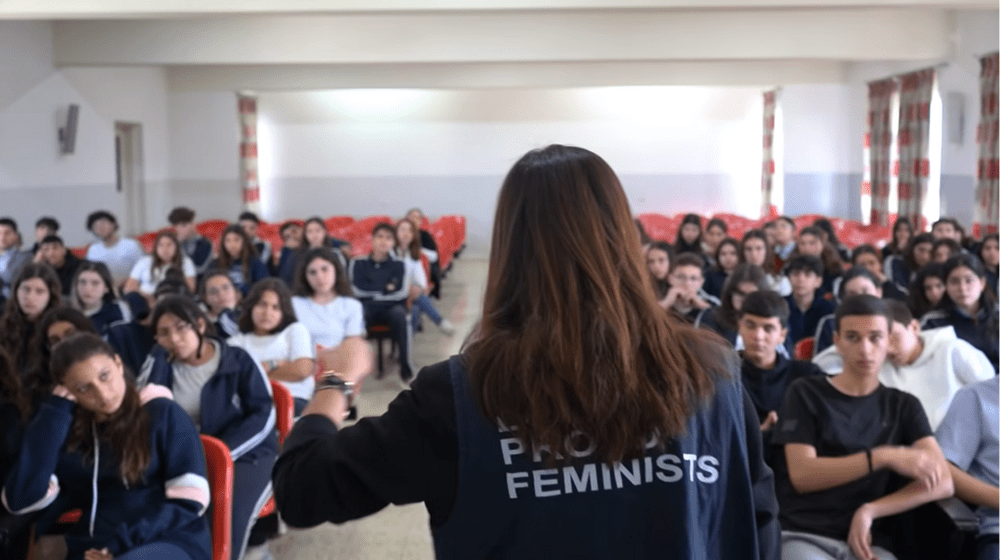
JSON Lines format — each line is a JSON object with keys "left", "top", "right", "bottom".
{"left": 737, "top": 290, "right": 824, "bottom": 468}
{"left": 773, "top": 295, "right": 953, "bottom": 560}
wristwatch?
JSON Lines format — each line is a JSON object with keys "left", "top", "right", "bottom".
{"left": 315, "top": 373, "right": 355, "bottom": 407}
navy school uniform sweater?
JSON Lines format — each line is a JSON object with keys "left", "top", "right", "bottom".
{"left": 785, "top": 292, "right": 836, "bottom": 348}
{"left": 921, "top": 304, "right": 1000, "bottom": 372}
{"left": 348, "top": 255, "right": 407, "bottom": 305}
{"left": 2, "top": 396, "right": 211, "bottom": 560}
{"left": 207, "top": 258, "right": 270, "bottom": 297}
{"left": 138, "top": 341, "right": 277, "bottom": 461}
{"left": 105, "top": 322, "right": 155, "bottom": 377}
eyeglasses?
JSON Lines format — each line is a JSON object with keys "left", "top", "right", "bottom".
{"left": 156, "top": 321, "right": 192, "bottom": 341}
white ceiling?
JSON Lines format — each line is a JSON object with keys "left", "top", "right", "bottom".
{"left": 8, "top": 0, "right": 998, "bottom": 90}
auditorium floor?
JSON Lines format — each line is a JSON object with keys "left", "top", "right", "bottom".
{"left": 269, "top": 258, "right": 488, "bottom": 560}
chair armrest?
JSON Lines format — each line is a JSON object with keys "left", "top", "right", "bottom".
{"left": 936, "top": 497, "right": 979, "bottom": 533}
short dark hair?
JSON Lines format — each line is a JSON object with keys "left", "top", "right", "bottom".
{"left": 293, "top": 247, "right": 353, "bottom": 298}
{"left": 739, "top": 290, "right": 790, "bottom": 328}
{"left": 932, "top": 238, "right": 962, "bottom": 258}
{"left": 672, "top": 252, "right": 705, "bottom": 271}
{"left": 834, "top": 294, "right": 891, "bottom": 332}
{"left": 371, "top": 222, "right": 395, "bottom": 237}
{"left": 850, "top": 244, "right": 880, "bottom": 263}
{"left": 40, "top": 235, "right": 64, "bottom": 247}
{"left": 86, "top": 211, "right": 117, "bottom": 232}
{"left": 838, "top": 267, "right": 880, "bottom": 300}
{"left": 238, "top": 278, "right": 297, "bottom": 335}
{"left": 932, "top": 217, "right": 960, "bottom": 231}
{"left": 886, "top": 299, "right": 914, "bottom": 327}
{"left": 784, "top": 255, "right": 823, "bottom": 277}
{"left": 150, "top": 295, "right": 216, "bottom": 359}
{"left": 238, "top": 211, "right": 260, "bottom": 224}
{"left": 705, "top": 217, "right": 727, "bottom": 233}
{"left": 777, "top": 216, "right": 796, "bottom": 230}
{"left": 798, "top": 225, "right": 824, "bottom": 240}
{"left": 941, "top": 253, "right": 995, "bottom": 311}
{"left": 279, "top": 221, "right": 301, "bottom": 235}
{"left": 167, "top": 207, "right": 196, "bottom": 225}
{"left": 0, "top": 217, "right": 17, "bottom": 231}
{"left": 35, "top": 217, "right": 59, "bottom": 232}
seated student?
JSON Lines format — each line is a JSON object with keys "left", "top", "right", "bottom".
{"left": 238, "top": 211, "right": 273, "bottom": 269}
{"left": 198, "top": 270, "right": 241, "bottom": 339}
{"left": 741, "top": 229, "right": 791, "bottom": 296}
{"left": 168, "top": 207, "right": 213, "bottom": 276}
{"left": 302, "top": 216, "right": 349, "bottom": 268}
{"left": 921, "top": 254, "right": 1000, "bottom": 371}
{"left": 906, "top": 262, "right": 947, "bottom": 320}
{"left": 275, "top": 221, "right": 304, "bottom": 285}
{"left": 931, "top": 217, "right": 963, "bottom": 243}
{"left": 673, "top": 213, "right": 703, "bottom": 256}
{"left": 139, "top": 296, "right": 276, "bottom": 560}
{"left": 5, "top": 333, "right": 212, "bottom": 560}
{"left": 84, "top": 211, "right": 145, "bottom": 286}
{"left": 880, "top": 300, "right": 994, "bottom": 430}
{"left": 885, "top": 232, "right": 934, "bottom": 295}
{"left": 405, "top": 208, "right": 442, "bottom": 299}
{"left": 737, "top": 290, "right": 824, "bottom": 466}
{"left": 30, "top": 216, "right": 59, "bottom": 254}
{"left": 701, "top": 217, "right": 728, "bottom": 267}
{"left": 703, "top": 237, "right": 740, "bottom": 299}
{"left": 880, "top": 217, "right": 912, "bottom": 261}
{"left": 772, "top": 216, "right": 797, "bottom": 269}
{"left": 0, "top": 346, "right": 27, "bottom": 558}
{"left": 125, "top": 231, "right": 197, "bottom": 305}
{"left": 812, "top": 218, "right": 852, "bottom": 263}
{"left": 646, "top": 241, "right": 675, "bottom": 302}
{"left": 207, "top": 225, "right": 269, "bottom": 296}
{"left": 932, "top": 237, "right": 963, "bottom": 264}
{"left": 0, "top": 263, "right": 61, "bottom": 371}
{"left": 936, "top": 376, "right": 999, "bottom": 560}
{"left": 107, "top": 277, "right": 191, "bottom": 376}
{"left": 848, "top": 244, "right": 906, "bottom": 302}
{"left": 34, "top": 235, "right": 82, "bottom": 297}
{"left": 791, "top": 226, "right": 842, "bottom": 296}
{"left": 70, "top": 261, "right": 145, "bottom": 335}
{"left": 784, "top": 255, "right": 835, "bottom": 349}
{"left": 348, "top": 223, "right": 413, "bottom": 381}
{"left": 661, "top": 253, "right": 719, "bottom": 324}
{"left": 228, "top": 279, "right": 316, "bottom": 416}
{"left": 24, "top": 306, "right": 99, "bottom": 414}
{"left": 774, "top": 295, "right": 954, "bottom": 560}
{"left": 698, "top": 263, "right": 768, "bottom": 347}
{"left": 0, "top": 218, "right": 32, "bottom": 300}
{"left": 395, "top": 218, "right": 454, "bottom": 335}
{"left": 978, "top": 232, "right": 999, "bottom": 295}
{"left": 813, "top": 267, "right": 884, "bottom": 356}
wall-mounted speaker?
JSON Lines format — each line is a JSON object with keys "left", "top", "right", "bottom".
{"left": 59, "top": 104, "right": 79, "bottom": 154}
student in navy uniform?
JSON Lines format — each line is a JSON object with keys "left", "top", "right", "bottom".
{"left": 34, "top": 235, "right": 83, "bottom": 297}
{"left": 106, "top": 277, "right": 191, "bottom": 376}
{"left": 880, "top": 217, "right": 912, "bottom": 260}
{"left": 849, "top": 244, "right": 907, "bottom": 302}
{"left": 348, "top": 223, "right": 413, "bottom": 381}
{"left": 198, "top": 270, "right": 241, "bottom": 339}
{"left": 906, "top": 262, "right": 947, "bottom": 321}
{"left": 4, "top": 333, "right": 211, "bottom": 560}
{"left": 783, "top": 255, "right": 835, "bottom": 349}
{"left": 0, "top": 263, "right": 61, "bottom": 371}
{"left": 790, "top": 226, "right": 842, "bottom": 297}
{"left": 673, "top": 213, "right": 703, "bottom": 256}
{"left": 70, "top": 262, "right": 145, "bottom": 335}
{"left": 773, "top": 295, "right": 953, "bottom": 560}
{"left": 0, "top": 346, "right": 28, "bottom": 559}
{"left": 238, "top": 211, "right": 273, "bottom": 270}
{"left": 977, "top": 232, "right": 999, "bottom": 295}
{"left": 275, "top": 221, "right": 304, "bottom": 286}
{"left": 813, "top": 267, "right": 884, "bottom": 357}
{"left": 645, "top": 241, "right": 674, "bottom": 303}
{"left": 139, "top": 296, "right": 276, "bottom": 560}
{"left": 30, "top": 216, "right": 60, "bottom": 255}
{"left": 701, "top": 217, "right": 729, "bottom": 267}
{"left": 661, "top": 253, "right": 719, "bottom": 325}
{"left": 703, "top": 237, "right": 740, "bottom": 299}
{"left": 698, "top": 263, "right": 768, "bottom": 347}
{"left": 921, "top": 254, "right": 999, "bottom": 372}
{"left": 885, "top": 232, "right": 933, "bottom": 295}
{"left": 23, "top": 307, "right": 99, "bottom": 414}
{"left": 208, "top": 225, "right": 269, "bottom": 296}
{"left": 274, "top": 144, "right": 780, "bottom": 559}
{"left": 168, "top": 207, "right": 213, "bottom": 277}
{"left": 737, "top": 290, "right": 824, "bottom": 468}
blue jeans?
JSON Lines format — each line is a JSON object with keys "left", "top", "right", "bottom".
{"left": 411, "top": 294, "right": 443, "bottom": 329}
{"left": 116, "top": 542, "right": 193, "bottom": 560}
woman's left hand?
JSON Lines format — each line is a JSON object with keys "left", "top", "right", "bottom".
{"left": 84, "top": 548, "right": 113, "bottom": 560}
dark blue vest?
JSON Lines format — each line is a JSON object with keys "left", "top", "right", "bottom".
{"left": 432, "top": 357, "right": 762, "bottom": 560}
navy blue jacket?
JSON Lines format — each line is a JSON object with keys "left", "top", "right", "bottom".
{"left": 105, "top": 322, "right": 155, "bottom": 376}
{"left": 180, "top": 235, "right": 213, "bottom": 275}
{"left": 3, "top": 396, "right": 211, "bottom": 560}
{"left": 921, "top": 305, "right": 999, "bottom": 372}
{"left": 884, "top": 255, "right": 912, "bottom": 294}
{"left": 348, "top": 255, "right": 407, "bottom": 305}
{"left": 785, "top": 293, "right": 836, "bottom": 348}
{"left": 208, "top": 258, "right": 270, "bottom": 296}
{"left": 138, "top": 341, "right": 277, "bottom": 461}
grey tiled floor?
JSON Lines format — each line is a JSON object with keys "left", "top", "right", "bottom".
{"left": 270, "top": 258, "right": 487, "bottom": 560}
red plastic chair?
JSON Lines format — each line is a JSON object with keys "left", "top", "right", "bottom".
{"left": 270, "top": 380, "right": 294, "bottom": 446}
{"left": 201, "top": 435, "right": 233, "bottom": 560}
{"left": 793, "top": 337, "right": 815, "bottom": 361}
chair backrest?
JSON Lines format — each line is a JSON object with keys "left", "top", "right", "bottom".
{"left": 794, "top": 337, "right": 815, "bottom": 361}
{"left": 200, "top": 435, "right": 233, "bottom": 560}
{"left": 270, "top": 380, "right": 294, "bottom": 444}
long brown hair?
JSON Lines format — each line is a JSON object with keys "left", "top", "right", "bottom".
{"left": 0, "top": 263, "right": 62, "bottom": 370}
{"left": 217, "top": 225, "right": 256, "bottom": 275}
{"left": 151, "top": 230, "right": 184, "bottom": 271}
{"left": 50, "top": 333, "right": 151, "bottom": 486}
{"left": 465, "top": 145, "right": 725, "bottom": 464}
{"left": 395, "top": 218, "right": 423, "bottom": 260}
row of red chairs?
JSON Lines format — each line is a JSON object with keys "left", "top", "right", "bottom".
{"left": 637, "top": 212, "right": 897, "bottom": 250}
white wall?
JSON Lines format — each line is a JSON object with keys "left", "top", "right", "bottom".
{"left": 254, "top": 86, "right": 765, "bottom": 255}
{"left": 0, "top": 21, "right": 171, "bottom": 246}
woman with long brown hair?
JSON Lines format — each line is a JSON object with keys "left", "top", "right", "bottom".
{"left": 273, "top": 145, "right": 779, "bottom": 558}
{"left": 123, "top": 230, "right": 197, "bottom": 303}
{"left": 207, "top": 225, "right": 269, "bottom": 296}
{"left": 0, "top": 263, "right": 61, "bottom": 370}
{"left": 3, "top": 333, "right": 211, "bottom": 560}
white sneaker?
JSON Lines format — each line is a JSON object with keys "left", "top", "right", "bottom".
{"left": 438, "top": 319, "right": 456, "bottom": 336}
{"left": 244, "top": 544, "right": 275, "bottom": 560}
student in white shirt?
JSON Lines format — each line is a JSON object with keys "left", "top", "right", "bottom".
{"left": 229, "top": 278, "right": 316, "bottom": 415}
{"left": 394, "top": 218, "right": 454, "bottom": 335}
{"left": 124, "top": 231, "right": 197, "bottom": 305}
{"left": 84, "top": 210, "right": 145, "bottom": 286}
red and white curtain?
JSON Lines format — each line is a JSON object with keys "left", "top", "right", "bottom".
{"left": 866, "top": 79, "right": 896, "bottom": 226}
{"left": 896, "top": 69, "right": 935, "bottom": 232}
{"left": 238, "top": 95, "right": 261, "bottom": 213}
{"left": 761, "top": 89, "right": 778, "bottom": 219}
{"left": 974, "top": 53, "right": 999, "bottom": 238}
